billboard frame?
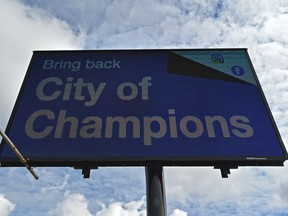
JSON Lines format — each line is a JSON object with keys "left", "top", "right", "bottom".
{"left": 0, "top": 48, "right": 287, "bottom": 169}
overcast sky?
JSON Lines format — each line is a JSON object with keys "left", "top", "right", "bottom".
{"left": 0, "top": 0, "right": 288, "bottom": 215}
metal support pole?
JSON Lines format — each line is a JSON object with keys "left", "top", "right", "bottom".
{"left": 145, "top": 166, "right": 166, "bottom": 216}
{"left": 0, "top": 128, "right": 39, "bottom": 180}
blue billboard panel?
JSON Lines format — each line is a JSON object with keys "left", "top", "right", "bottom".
{"left": 0, "top": 49, "right": 287, "bottom": 167}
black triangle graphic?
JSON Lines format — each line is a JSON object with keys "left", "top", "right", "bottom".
{"left": 167, "top": 52, "right": 249, "bottom": 84}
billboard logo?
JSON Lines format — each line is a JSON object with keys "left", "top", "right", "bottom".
{"left": 231, "top": 65, "right": 245, "bottom": 76}
{"left": 211, "top": 54, "right": 224, "bottom": 64}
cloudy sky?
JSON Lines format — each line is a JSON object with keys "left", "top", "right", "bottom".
{"left": 0, "top": 0, "right": 288, "bottom": 215}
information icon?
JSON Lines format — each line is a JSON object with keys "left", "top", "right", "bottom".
{"left": 231, "top": 65, "right": 245, "bottom": 76}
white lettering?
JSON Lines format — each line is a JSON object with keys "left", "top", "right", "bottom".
{"left": 85, "top": 59, "right": 121, "bottom": 69}
{"left": 180, "top": 116, "right": 204, "bottom": 138}
{"left": 36, "top": 77, "right": 62, "bottom": 101}
{"left": 25, "top": 109, "right": 55, "bottom": 138}
{"left": 168, "top": 109, "right": 178, "bottom": 138}
{"left": 43, "top": 59, "right": 81, "bottom": 71}
{"left": 55, "top": 110, "right": 78, "bottom": 138}
{"left": 138, "top": 76, "right": 152, "bottom": 100}
{"left": 230, "top": 115, "right": 254, "bottom": 138}
{"left": 25, "top": 109, "right": 255, "bottom": 146}
{"left": 105, "top": 116, "right": 140, "bottom": 138}
{"left": 36, "top": 77, "right": 106, "bottom": 107}
{"left": 117, "top": 76, "right": 152, "bottom": 101}
{"left": 143, "top": 116, "right": 167, "bottom": 145}
{"left": 117, "top": 82, "right": 138, "bottom": 100}
{"left": 205, "top": 116, "right": 230, "bottom": 138}
{"left": 80, "top": 116, "right": 103, "bottom": 138}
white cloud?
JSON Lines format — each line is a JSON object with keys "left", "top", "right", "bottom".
{"left": 170, "top": 209, "right": 188, "bottom": 216}
{"left": 0, "top": 0, "right": 84, "bottom": 128}
{"left": 166, "top": 166, "right": 288, "bottom": 214}
{"left": 96, "top": 196, "right": 146, "bottom": 216}
{"left": 0, "top": 194, "right": 15, "bottom": 216}
{"left": 51, "top": 193, "right": 92, "bottom": 216}
{"left": 166, "top": 167, "right": 227, "bottom": 203}
{"left": 52, "top": 192, "right": 189, "bottom": 216}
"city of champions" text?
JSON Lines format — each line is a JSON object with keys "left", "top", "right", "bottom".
{"left": 24, "top": 58, "right": 254, "bottom": 145}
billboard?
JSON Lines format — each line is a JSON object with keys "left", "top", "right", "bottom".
{"left": 0, "top": 49, "right": 287, "bottom": 167}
